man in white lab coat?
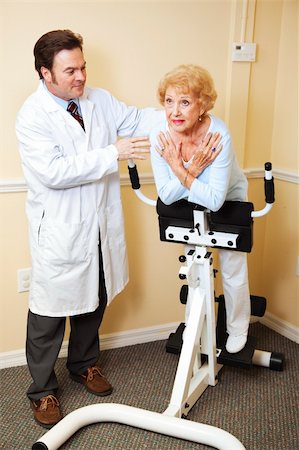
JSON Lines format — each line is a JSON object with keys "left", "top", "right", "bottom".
{"left": 16, "top": 29, "right": 163, "bottom": 428}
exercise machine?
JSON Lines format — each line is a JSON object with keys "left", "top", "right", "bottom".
{"left": 32, "top": 162, "right": 282, "bottom": 450}
{"left": 156, "top": 176, "right": 283, "bottom": 372}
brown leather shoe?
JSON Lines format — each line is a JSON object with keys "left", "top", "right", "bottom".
{"left": 30, "top": 395, "right": 62, "bottom": 428}
{"left": 70, "top": 366, "right": 113, "bottom": 396}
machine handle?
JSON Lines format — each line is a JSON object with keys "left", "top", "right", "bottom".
{"left": 128, "top": 159, "right": 156, "bottom": 206}
{"left": 251, "top": 162, "right": 275, "bottom": 218}
{"left": 264, "top": 162, "right": 275, "bottom": 204}
{"left": 128, "top": 162, "right": 141, "bottom": 190}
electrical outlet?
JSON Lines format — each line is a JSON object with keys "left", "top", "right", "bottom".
{"left": 17, "top": 268, "right": 31, "bottom": 293}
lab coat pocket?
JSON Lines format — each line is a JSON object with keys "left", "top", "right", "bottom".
{"left": 42, "top": 219, "right": 88, "bottom": 265}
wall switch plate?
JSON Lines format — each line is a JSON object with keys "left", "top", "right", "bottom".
{"left": 232, "top": 42, "right": 256, "bottom": 62}
{"left": 17, "top": 268, "right": 32, "bottom": 293}
{"left": 296, "top": 257, "right": 299, "bottom": 277}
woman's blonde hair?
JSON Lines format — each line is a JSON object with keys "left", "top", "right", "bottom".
{"left": 157, "top": 64, "right": 217, "bottom": 113}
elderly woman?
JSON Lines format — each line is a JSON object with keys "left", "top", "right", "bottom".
{"left": 151, "top": 64, "right": 250, "bottom": 353}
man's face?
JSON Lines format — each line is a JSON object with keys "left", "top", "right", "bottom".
{"left": 41, "top": 47, "right": 86, "bottom": 100}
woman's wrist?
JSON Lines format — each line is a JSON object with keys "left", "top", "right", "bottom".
{"left": 188, "top": 163, "right": 203, "bottom": 178}
{"left": 183, "top": 169, "right": 189, "bottom": 186}
{"left": 181, "top": 168, "right": 194, "bottom": 188}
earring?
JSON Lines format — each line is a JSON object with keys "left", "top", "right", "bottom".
{"left": 198, "top": 115, "right": 202, "bottom": 122}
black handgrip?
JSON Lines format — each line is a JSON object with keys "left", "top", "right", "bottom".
{"left": 265, "top": 162, "right": 272, "bottom": 171}
{"left": 128, "top": 165, "right": 140, "bottom": 190}
{"left": 264, "top": 162, "right": 275, "bottom": 204}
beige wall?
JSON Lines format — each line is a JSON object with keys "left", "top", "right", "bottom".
{"left": 247, "top": 0, "right": 298, "bottom": 324}
{"left": 0, "top": 0, "right": 298, "bottom": 353}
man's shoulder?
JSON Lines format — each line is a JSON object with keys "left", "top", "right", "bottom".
{"left": 18, "top": 81, "right": 52, "bottom": 114}
{"left": 19, "top": 87, "right": 41, "bottom": 109}
{"left": 17, "top": 91, "right": 42, "bottom": 123}
{"left": 17, "top": 82, "right": 56, "bottom": 126}
{"left": 85, "top": 86, "right": 114, "bottom": 102}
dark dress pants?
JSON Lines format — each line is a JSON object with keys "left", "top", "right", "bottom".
{"left": 26, "top": 241, "right": 107, "bottom": 401}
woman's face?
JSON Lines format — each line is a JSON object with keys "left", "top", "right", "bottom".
{"left": 164, "top": 86, "right": 203, "bottom": 134}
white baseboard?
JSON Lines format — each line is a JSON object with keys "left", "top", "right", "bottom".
{"left": 0, "top": 322, "right": 179, "bottom": 370}
{"left": 1, "top": 314, "right": 298, "bottom": 370}
{"left": 259, "top": 312, "right": 299, "bottom": 344}
{"left": 0, "top": 348, "right": 27, "bottom": 370}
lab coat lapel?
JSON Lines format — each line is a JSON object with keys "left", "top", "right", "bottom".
{"left": 37, "top": 81, "right": 89, "bottom": 139}
{"left": 80, "top": 96, "right": 94, "bottom": 140}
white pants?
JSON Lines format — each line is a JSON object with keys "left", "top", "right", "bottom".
{"left": 185, "top": 249, "right": 250, "bottom": 337}
{"left": 219, "top": 249, "right": 251, "bottom": 336}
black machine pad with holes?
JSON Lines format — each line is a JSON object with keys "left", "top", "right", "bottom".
{"left": 157, "top": 198, "right": 254, "bottom": 252}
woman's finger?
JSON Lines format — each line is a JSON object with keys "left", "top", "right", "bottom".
{"left": 157, "top": 135, "right": 166, "bottom": 149}
{"left": 209, "top": 133, "right": 221, "bottom": 149}
{"left": 202, "top": 133, "right": 221, "bottom": 154}
{"left": 155, "top": 145, "right": 163, "bottom": 156}
{"left": 158, "top": 132, "right": 168, "bottom": 145}
{"left": 212, "top": 144, "right": 223, "bottom": 157}
{"left": 202, "top": 132, "right": 213, "bottom": 145}
{"left": 166, "top": 131, "right": 174, "bottom": 145}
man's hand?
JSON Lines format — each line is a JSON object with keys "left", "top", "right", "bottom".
{"left": 116, "top": 136, "right": 151, "bottom": 160}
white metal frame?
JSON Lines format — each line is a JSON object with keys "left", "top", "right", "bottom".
{"left": 164, "top": 243, "right": 221, "bottom": 418}
{"left": 32, "top": 163, "right": 277, "bottom": 449}
{"left": 32, "top": 209, "right": 245, "bottom": 450}
{"left": 32, "top": 404, "right": 245, "bottom": 450}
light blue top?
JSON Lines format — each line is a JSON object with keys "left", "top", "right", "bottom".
{"left": 150, "top": 114, "right": 248, "bottom": 211}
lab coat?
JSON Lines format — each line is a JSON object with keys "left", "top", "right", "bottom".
{"left": 16, "top": 81, "right": 163, "bottom": 317}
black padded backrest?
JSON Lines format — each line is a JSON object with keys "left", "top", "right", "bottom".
{"left": 156, "top": 198, "right": 204, "bottom": 222}
{"left": 157, "top": 198, "right": 253, "bottom": 225}
{"left": 157, "top": 198, "right": 254, "bottom": 252}
{"left": 209, "top": 201, "right": 254, "bottom": 252}
{"left": 210, "top": 201, "right": 254, "bottom": 227}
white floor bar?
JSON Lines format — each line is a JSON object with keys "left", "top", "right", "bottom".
{"left": 32, "top": 403, "right": 245, "bottom": 450}
{"left": 252, "top": 349, "right": 271, "bottom": 368}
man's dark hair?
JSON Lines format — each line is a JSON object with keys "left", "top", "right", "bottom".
{"left": 34, "top": 29, "right": 83, "bottom": 79}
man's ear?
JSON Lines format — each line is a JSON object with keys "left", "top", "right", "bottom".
{"left": 40, "top": 66, "right": 51, "bottom": 82}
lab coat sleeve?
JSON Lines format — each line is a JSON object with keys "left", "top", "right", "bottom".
{"left": 105, "top": 91, "right": 165, "bottom": 138}
{"left": 16, "top": 107, "right": 119, "bottom": 190}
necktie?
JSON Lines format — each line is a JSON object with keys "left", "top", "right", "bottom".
{"left": 67, "top": 101, "right": 85, "bottom": 131}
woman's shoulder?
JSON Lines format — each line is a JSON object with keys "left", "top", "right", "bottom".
{"left": 209, "top": 115, "right": 234, "bottom": 160}
{"left": 209, "top": 115, "right": 230, "bottom": 134}
{"left": 149, "top": 115, "right": 168, "bottom": 140}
